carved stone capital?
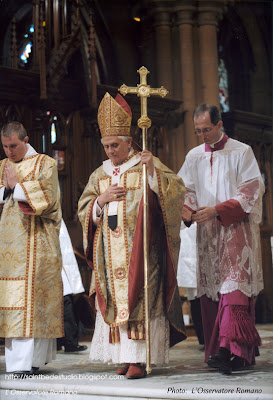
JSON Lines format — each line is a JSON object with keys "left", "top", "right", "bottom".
{"left": 175, "top": 1, "right": 197, "bottom": 26}
{"left": 198, "top": 0, "right": 226, "bottom": 26}
{"left": 151, "top": 0, "right": 173, "bottom": 8}
{"left": 150, "top": 1, "right": 173, "bottom": 28}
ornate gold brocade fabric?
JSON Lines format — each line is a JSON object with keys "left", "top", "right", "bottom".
{"left": 78, "top": 156, "right": 187, "bottom": 347}
{"left": 0, "top": 154, "right": 63, "bottom": 338}
{"left": 97, "top": 92, "right": 132, "bottom": 137}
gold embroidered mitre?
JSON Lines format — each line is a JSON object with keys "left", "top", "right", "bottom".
{"left": 98, "top": 92, "right": 132, "bottom": 137}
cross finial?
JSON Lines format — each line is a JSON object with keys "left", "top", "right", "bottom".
{"left": 119, "top": 66, "right": 168, "bottom": 129}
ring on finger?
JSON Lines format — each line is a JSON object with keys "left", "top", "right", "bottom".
{"left": 113, "top": 194, "right": 117, "bottom": 199}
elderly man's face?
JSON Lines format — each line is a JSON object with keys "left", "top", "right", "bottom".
{"left": 194, "top": 111, "right": 222, "bottom": 145}
{"left": 1, "top": 133, "right": 29, "bottom": 162}
{"left": 102, "top": 136, "right": 132, "bottom": 165}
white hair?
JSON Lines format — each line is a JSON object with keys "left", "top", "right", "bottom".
{"left": 101, "top": 136, "right": 132, "bottom": 144}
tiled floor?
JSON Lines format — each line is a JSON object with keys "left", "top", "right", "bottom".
{"left": 0, "top": 324, "right": 272, "bottom": 400}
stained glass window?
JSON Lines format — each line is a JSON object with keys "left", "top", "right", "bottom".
{"left": 19, "top": 25, "right": 34, "bottom": 67}
{"left": 20, "top": 42, "right": 32, "bottom": 64}
{"left": 51, "top": 122, "right": 57, "bottom": 144}
{"left": 42, "top": 135, "right": 46, "bottom": 153}
{"left": 218, "top": 58, "right": 230, "bottom": 112}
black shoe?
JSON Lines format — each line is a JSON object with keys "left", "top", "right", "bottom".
{"left": 64, "top": 344, "right": 88, "bottom": 353}
{"left": 207, "top": 348, "right": 232, "bottom": 375}
{"left": 30, "top": 367, "right": 40, "bottom": 374}
{"left": 231, "top": 356, "right": 251, "bottom": 372}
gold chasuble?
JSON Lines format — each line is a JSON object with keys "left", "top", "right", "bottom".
{"left": 78, "top": 154, "right": 187, "bottom": 347}
{"left": 0, "top": 153, "right": 63, "bottom": 338}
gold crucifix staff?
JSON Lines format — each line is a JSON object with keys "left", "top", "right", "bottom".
{"left": 119, "top": 66, "right": 168, "bottom": 375}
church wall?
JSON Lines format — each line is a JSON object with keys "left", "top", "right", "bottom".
{"left": 94, "top": 0, "right": 142, "bottom": 87}
{"left": 236, "top": 5, "right": 272, "bottom": 116}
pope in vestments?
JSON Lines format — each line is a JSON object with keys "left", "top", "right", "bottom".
{"left": 0, "top": 121, "right": 63, "bottom": 375}
{"left": 78, "top": 92, "right": 186, "bottom": 378}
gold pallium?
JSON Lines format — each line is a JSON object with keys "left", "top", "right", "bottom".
{"left": 118, "top": 66, "right": 168, "bottom": 376}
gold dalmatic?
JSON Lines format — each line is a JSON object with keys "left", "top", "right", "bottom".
{"left": 0, "top": 154, "right": 63, "bottom": 338}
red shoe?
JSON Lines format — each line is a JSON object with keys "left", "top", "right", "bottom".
{"left": 116, "top": 364, "right": 130, "bottom": 375}
{"left": 125, "top": 363, "right": 146, "bottom": 379}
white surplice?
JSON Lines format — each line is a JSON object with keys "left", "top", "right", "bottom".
{"left": 178, "top": 138, "right": 264, "bottom": 301}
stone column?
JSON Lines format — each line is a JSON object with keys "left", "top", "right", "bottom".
{"left": 176, "top": 2, "right": 199, "bottom": 154}
{"left": 53, "top": 0, "right": 60, "bottom": 49}
{"left": 32, "top": 0, "right": 40, "bottom": 69}
{"left": 198, "top": 1, "right": 224, "bottom": 106}
{"left": 11, "top": 18, "right": 18, "bottom": 69}
{"left": 151, "top": 2, "right": 173, "bottom": 95}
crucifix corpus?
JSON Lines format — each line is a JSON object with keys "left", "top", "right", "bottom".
{"left": 119, "top": 66, "right": 168, "bottom": 375}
